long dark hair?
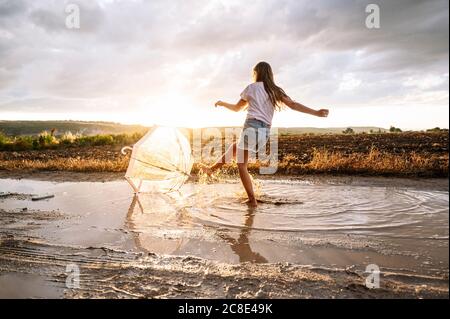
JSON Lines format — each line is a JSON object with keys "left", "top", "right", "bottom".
{"left": 253, "top": 61, "right": 288, "bottom": 110}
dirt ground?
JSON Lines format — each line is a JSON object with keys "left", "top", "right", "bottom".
{"left": 0, "top": 132, "right": 448, "bottom": 177}
{"left": 0, "top": 237, "right": 447, "bottom": 299}
{"left": 0, "top": 173, "right": 448, "bottom": 299}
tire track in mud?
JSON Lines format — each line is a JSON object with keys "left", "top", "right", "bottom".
{"left": 0, "top": 238, "right": 447, "bottom": 299}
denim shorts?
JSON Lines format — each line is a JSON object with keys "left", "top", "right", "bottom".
{"left": 237, "top": 118, "right": 271, "bottom": 153}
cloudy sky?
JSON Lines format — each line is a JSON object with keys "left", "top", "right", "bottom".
{"left": 0, "top": 0, "right": 448, "bottom": 129}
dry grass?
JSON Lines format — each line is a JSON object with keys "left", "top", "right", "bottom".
{"left": 0, "top": 148, "right": 448, "bottom": 177}
{"left": 275, "top": 147, "right": 449, "bottom": 177}
{"left": 192, "top": 147, "right": 448, "bottom": 177}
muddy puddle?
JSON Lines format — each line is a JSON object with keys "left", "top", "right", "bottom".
{"left": 0, "top": 176, "right": 448, "bottom": 298}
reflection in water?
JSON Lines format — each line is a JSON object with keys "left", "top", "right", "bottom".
{"left": 126, "top": 194, "right": 268, "bottom": 263}
{"left": 126, "top": 194, "right": 188, "bottom": 254}
{"left": 124, "top": 179, "right": 448, "bottom": 267}
{"left": 125, "top": 195, "right": 144, "bottom": 251}
{"left": 215, "top": 207, "right": 268, "bottom": 263}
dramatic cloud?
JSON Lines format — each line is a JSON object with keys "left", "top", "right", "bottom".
{"left": 0, "top": 0, "right": 448, "bottom": 128}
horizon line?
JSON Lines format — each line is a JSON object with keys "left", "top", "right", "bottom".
{"left": 0, "top": 119, "right": 448, "bottom": 131}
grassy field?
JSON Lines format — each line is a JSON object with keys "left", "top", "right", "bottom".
{"left": 0, "top": 130, "right": 447, "bottom": 177}
{"left": 0, "top": 120, "right": 148, "bottom": 136}
{"left": 0, "top": 130, "right": 144, "bottom": 151}
{"left": 0, "top": 120, "right": 389, "bottom": 136}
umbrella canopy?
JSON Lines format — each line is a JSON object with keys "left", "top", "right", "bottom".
{"left": 122, "top": 126, "right": 193, "bottom": 193}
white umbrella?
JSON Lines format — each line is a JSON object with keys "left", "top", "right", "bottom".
{"left": 121, "top": 126, "right": 193, "bottom": 193}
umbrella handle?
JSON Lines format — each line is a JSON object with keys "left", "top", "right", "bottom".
{"left": 121, "top": 146, "right": 133, "bottom": 155}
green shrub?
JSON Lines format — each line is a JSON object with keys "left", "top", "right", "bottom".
{"left": 13, "top": 136, "right": 35, "bottom": 151}
{"left": 426, "top": 127, "right": 448, "bottom": 133}
{"left": 112, "top": 132, "right": 144, "bottom": 145}
{"left": 92, "top": 135, "right": 114, "bottom": 146}
{"left": 38, "top": 131, "right": 58, "bottom": 147}
{"left": 389, "top": 126, "right": 402, "bottom": 133}
{"left": 60, "top": 132, "right": 79, "bottom": 145}
{"left": 342, "top": 127, "right": 354, "bottom": 134}
{"left": 75, "top": 134, "right": 114, "bottom": 146}
{"left": 0, "top": 132, "right": 10, "bottom": 147}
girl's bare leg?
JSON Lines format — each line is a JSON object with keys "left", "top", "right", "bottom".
{"left": 237, "top": 149, "right": 257, "bottom": 207}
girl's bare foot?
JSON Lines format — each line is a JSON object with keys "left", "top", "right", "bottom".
{"left": 242, "top": 198, "right": 258, "bottom": 207}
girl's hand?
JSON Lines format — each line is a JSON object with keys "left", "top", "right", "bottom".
{"left": 214, "top": 100, "right": 223, "bottom": 107}
{"left": 316, "top": 109, "right": 329, "bottom": 117}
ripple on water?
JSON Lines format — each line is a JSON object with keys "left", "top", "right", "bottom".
{"left": 1, "top": 177, "right": 448, "bottom": 278}
{"left": 153, "top": 180, "right": 450, "bottom": 240}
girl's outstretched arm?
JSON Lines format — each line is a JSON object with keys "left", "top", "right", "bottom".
{"left": 215, "top": 99, "right": 247, "bottom": 112}
{"left": 282, "top": 96, "right": 329, "bottom": 117}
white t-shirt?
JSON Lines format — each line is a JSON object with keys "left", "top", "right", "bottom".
{"left": 240, "top": 82, "right": 275, "bottom": 126}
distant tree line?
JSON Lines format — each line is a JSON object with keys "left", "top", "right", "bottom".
{"left": 341, "top": 126, "right": 449, "bottom": 134}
